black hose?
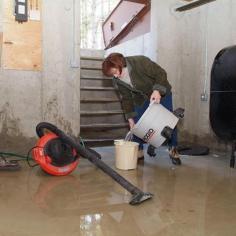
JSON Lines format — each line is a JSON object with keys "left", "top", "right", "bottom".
{"left": 36, "top": 122, "right": 153, "bottom": 205}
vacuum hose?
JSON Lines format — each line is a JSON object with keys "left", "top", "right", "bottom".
{"left": 36, "top": 122, "right": 153, "bottom": 205}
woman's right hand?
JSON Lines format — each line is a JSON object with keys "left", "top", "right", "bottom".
{"left": 128, "top": 118, "right": 135, "bottom": 129}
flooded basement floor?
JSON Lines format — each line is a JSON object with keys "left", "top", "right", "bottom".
{"left": 0, "top": 146, "right": 236, "bottom": 236}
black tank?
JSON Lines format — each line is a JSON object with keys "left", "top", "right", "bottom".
{"left": 210, "top": 45, "right": 236, "bottom": 141}
{"left": 210, "top": 45, "right": 236, "bottom": 167}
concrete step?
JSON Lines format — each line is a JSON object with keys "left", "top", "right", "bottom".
{"left": 80, "top": 123, "right": 128, "bottom": 129}
{"left": 80, "top": 114, "right": 126, "bottom": 124}
{"left": 81, "top": 110, "right": 124, "bottom": 115}
{"left": 81, "top": 56, "right": 104, "bottom": 61}
{"left": 81, "top": 66, "right": 102, "bottom": 71}
{"left": 80, "top": 49, "right": 105, "bottom": 58}
{"left": 80, "top": 128, "right": 128, "bottom": 139}
{"left": 80, "top": 58, "right": 102, "bottom": 70}
{"left": 81, "top": 90, "right": 119, "bottom": 100}
{"left": 80, "top": 97, "right": 120, "bottom": 102}
{"left": 81, "top": 86, "right": 115, "bottom": 91}
{"left": 80, "top": 138, "right": 117, "bottom": 147}
{"left": 80, "top": 77, "right": 113, "bottom": 87}
{"left": 80, "top": 101, "right": 122, "bottom": 111}
{"left": 81, "top": 75, "right": 111, "bottom": 80}
{"left": 81, "top": 68, "right": 104, "bottom": 78}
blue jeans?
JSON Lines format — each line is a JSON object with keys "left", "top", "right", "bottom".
{"left": 132, "top": 93, "right": 178, "bottom": 149}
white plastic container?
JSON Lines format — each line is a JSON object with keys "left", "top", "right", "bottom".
{"left": 114, "top": 140, "right": 139, "bottom": 170}
{"left": 131, "top": 102, "right": 179, "bottom": 148}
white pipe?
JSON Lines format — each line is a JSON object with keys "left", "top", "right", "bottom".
{"left": 203, "top": 5, "right": 209, "bottom": 95}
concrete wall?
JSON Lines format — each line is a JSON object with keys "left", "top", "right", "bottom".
{"left": 104, "top": 3, "right": 156, "bottom": 62}
{"left": 0, "top": 2, "right": 2, "bottom": 32}
{"left": 105, "top": 32, "right": 153, "bottom": 59}
{"left": 151, "top": 0, "right": 236, "bottom": 149}
{"left": 0, "top": 0, "right": 80, "bottom": 151}
{"left": 106, "top": 0, "right": 236, "bottom": 150}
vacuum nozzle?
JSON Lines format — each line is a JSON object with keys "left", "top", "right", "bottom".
{"left": 129, "top": 192, "right": 153, "bottom": 205}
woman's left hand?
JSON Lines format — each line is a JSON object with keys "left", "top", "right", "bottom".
{"left": 150, "top": 90, "right": 161, "bottom": 103}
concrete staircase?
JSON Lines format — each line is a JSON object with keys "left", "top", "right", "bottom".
{"left": 80, "top": 49, "right": 129, "bottom": 146}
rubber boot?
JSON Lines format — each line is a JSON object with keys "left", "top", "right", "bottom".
{"left": 147, "top": 145, "right": 156, "bottom": 157}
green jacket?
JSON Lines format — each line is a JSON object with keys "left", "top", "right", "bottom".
{"left": 112, "top": 55, "right": 172, "bottom": 120}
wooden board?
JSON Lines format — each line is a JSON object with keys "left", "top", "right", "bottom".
{"left": 1, "top": 0, "right": 42, "bottom": 71}
{"left": 0, "top": 32, "right": 2, "bottom": 66}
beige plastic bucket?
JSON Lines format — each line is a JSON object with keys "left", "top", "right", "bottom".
{"left": 114, "top": 140, "right": 139, "bottom": 170}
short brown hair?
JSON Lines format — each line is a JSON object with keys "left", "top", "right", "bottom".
{"left": 102, "top": 53, "right": 126, "bottom": 76}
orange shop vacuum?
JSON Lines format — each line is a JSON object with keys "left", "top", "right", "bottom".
{"left": 32, "top": 122, "right": 153, "bottom": 205}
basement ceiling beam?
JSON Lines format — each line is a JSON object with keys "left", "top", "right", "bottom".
{"left": 176, "top": 0, "right": 216, "bottom": 12}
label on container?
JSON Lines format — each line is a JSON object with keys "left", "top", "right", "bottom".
{"left": 143, "top": 129, "right": 156, "bottom": 142}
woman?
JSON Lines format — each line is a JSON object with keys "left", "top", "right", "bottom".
{"left": 102, "top": 53, "right": 181, "bottom": 165}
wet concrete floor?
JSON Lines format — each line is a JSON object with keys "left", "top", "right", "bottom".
{"left": 0, "top": 146, "right": 236, "bottom": 236}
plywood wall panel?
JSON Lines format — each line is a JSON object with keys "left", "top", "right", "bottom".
{"left": 1, "top": 0, "right": 42, "bottom": 71}
{"left": 0, "top": 32, "right": 2, "bottom": 65}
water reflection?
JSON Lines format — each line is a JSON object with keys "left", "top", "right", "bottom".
{"left": 28, "top": 158, "right": 170, "bottom": 235}
{"left": 80, "top": 213, "right": 103, "bottom": 233}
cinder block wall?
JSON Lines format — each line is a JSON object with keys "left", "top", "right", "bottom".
{"left": 0, "top": 0, "right": 80, "bottom": 151}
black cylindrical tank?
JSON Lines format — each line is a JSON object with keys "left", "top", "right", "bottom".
{"left": 210, "top": 45, "right": 236, "bottom": 141}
